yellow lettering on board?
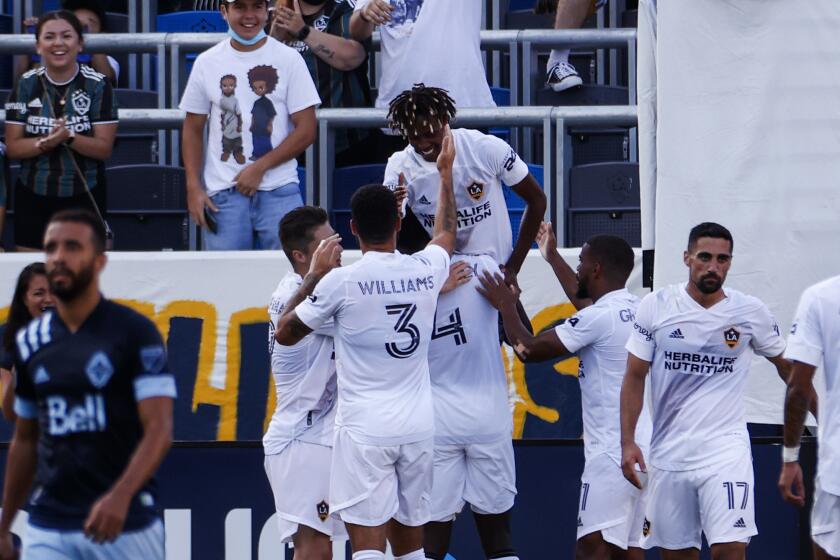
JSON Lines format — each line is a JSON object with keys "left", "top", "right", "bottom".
{"left": 227, "top": 307, "right": 271, "bottom": 440}
{"left": 509, "top": 303, "right": 580, "bottom": 439}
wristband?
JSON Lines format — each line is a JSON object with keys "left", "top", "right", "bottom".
{"left": 782, "top": 445, "right": 800, "bottom": 463}
{"left": 296, "top": 25, "right": 311, "bottom": 41}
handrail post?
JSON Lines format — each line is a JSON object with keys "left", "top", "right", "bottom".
{"left": 554, "top": 117, "right": 568, "bottom": 247}
{"left": 509, "top": 38, "right": 520, "bottom": 153}
{"left": 318, "top": 119, "right": 334, "bottom": 218}
{"left": 157, "top": 43, "right": 167, "bottom": 166}
{"left": 169, "top": 42, "right": 181, "bottom": 170}
{"left": 305, "top": 145, "right": 316, "bottom": 206}
{"left": 627, "top": 37, "right": 638, "bottom": 162}
{"left": 542, "top": 114, "right": 553, "bottom": 223}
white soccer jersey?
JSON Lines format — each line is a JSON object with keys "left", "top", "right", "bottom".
{"left": 786, "top": 275, "right": 840, "bottom": 496}
{"left": 295, "top": 245, "right": 450, "bottom": 446}
{"left": 384, "top": 128, "right": 530, "bottom": 264}
{"left": 428, "top": 254, "right": 511, "bottom": 445}
{"left": 554, "top": 289, "right": 652, "bottom": 463}
{"left": 264, "top": 273, "right": 338, "bottom": 455}
{"left": 626, "top": 283, "right": 785, "bottom": 471}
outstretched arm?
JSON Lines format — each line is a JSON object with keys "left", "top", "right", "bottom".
{"left": 506, "top": 174, "right": 546, "bottom": 275}
{"left": 428, "top": 126, "right": 457, "bottom": 255}
{"left": 536, "top": 222, "right": 591, "bottom": 310}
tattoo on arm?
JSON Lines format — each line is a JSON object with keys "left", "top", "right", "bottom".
{"left": 312, "top": 44, "right": 335, "bottom": 59}
{"left": 279, "top": 273, "right": 322, "bottom": 320}
{"left": 783, "top": 387, "right": 809, "bottom": 447}
{"left": 438, "top": 176, "right": 457, "bottom": 236}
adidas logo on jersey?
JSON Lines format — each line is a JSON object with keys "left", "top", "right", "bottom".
{"left": 733, "top": 518, "right": 747, "bottom": 529}
{"left": 28, "top": 98, "right": 43, "bottom": 108}
{"left": 418, "top": 195, "right": 432, "bottom": 205}
{"left": 34, "top": 366, "right": 50, "bottom": 384}
{"left": 669, "top": 328, "right": 684, "bottom": 339}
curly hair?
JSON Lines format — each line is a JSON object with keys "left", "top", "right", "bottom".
{"left": 387, "top": 83, "right": 456, "bottom": 139}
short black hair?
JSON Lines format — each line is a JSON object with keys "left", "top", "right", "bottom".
{"left": 387, "top": 83, "right": 456, "bottom": 139}
{"left": 687, "top": 222, "right": 733, "bottom": 253}
{"left": 62, "top": 0, "right": 108, "bottom": 31}
{"left": 36, "top": 10, "right": 85, "bottom": 41}
{"left": 585, "top": 235, "right": 635, "bottom": 283}
{"left": 278, "top": 206, "right": 329, "bottom": 262}
{"left": 48, "top": 208, "right": 107, "bottom": 253}
{"left": 351, "top": 185, "right": 398, "bottom": 245}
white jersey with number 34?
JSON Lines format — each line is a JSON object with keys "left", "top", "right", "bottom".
{"left": 626, "top": 283, "right": 785, "bottom": 471}
{"left": 295, "top": 246, "right": 451, "bottom": 446}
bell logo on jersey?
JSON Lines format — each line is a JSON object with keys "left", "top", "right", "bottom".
{"left": 723, "top": 327, "right": 741, "bottom": 348}
{"left": 85, "top": 351, "right": 114, "bottom": 388}
{"left": 466, "top": 181, "right": 485, "bottom": 201}
{"left": 316, "top": 500, "right": 329, "bottom": 522}
{"left": 47, "top": 394, "right": 107, "bottom": 436}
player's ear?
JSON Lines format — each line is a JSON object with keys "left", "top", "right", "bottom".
{"left": 683, "top": 250, "right": 690, "bottom": 267}
{"left": 291, "top": 249, "right": 306, "bottom": 266}
{"left": 349, "top": 219, "right": 358, "bottom": 237}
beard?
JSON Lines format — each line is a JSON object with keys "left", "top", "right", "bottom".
{"left": 48, "top": 263, "right": 95, "bottom": 302}
{"left": 695, "top": 273, "right": 723, "bottom": 294}
{"left": 575, "top": 279, "right": 590, "bottom": 299}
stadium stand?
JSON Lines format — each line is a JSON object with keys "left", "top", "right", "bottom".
{"left": 566, "top": 161, "right": 639, "bottom": 246}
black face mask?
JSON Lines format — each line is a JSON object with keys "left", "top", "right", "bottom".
{"left": 304, "top": 0, "right": 329, "bottom": 5}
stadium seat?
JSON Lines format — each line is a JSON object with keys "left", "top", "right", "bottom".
{"left": 503, "top": 9, "right": 552, "bottom": 30}
{"left": 489, "top": 87, "right": 512, "bottom": 143}
{"left": 111, "top": 89, "right": 160, "bottom": 166}
{"left": 156, "top": 11, "right": 228, "bottom": 85}
{"left": 566, "top": 161, "right": 640, "bottom": 247}
{"left": 332, "top": 164, "right": 386, "bottom": 249}
{"left": 505, "top": 163, "right": 544, "bottom": 246}
{"left": 106, "top": 164, "right": 189, "bottom": 251}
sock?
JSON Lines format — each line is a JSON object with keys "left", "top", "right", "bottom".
{"left": 352, "top": 551, "right": 386, "bottom": 560}
{"left": 394, "top": 550, "right": 426, "bottom": 560}
{"left": 548, "top": 48, "right": 570, "bottom": 67}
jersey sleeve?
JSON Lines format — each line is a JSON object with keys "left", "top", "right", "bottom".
{"left": 750, "top": 301, "right": 786, "bottom": 358}
{"left": 412, "top": 244, "right": 451, "bottom": 291}
{"left": 179, "top": 56, "right": 210, "bottom": 115}
{"left": 785, "top": 287, "right": 822, "bottom": 366}
{"left": 130, "top": 316, "right": 177, "bottom": 402}
{"left": 3, "top": 79, "right": 29, "bottom": 125}
{"left": 270, "top": 290, "right": 334, "bottom": 338}
{"left": 12, "top": 329, "right": 38, "bottom": 420}
{"left": 626, "top": 292, "right": 656, "bottom": 362}
{"left": 91, "top": 79, "right": 118, "bottom": 124}
{"left": 286, "top": 51, "right": 321, "bottom": 114}
{"left": 554, "top": 306, "right": 609, "bottom": 354}
{"left": 295, "top": 269, "right": 345, "bottom": 332}
{"left": 478, "top": 134, "right": 529, "bottom": 187}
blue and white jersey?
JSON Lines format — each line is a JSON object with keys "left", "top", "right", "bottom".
{"left": 13, "top": 298, "right": 177, "bottom": 531}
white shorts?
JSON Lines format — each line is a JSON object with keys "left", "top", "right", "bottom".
{"left": 576, "top": 453, "right": 646, "bottom": 550}
{"left": 641, "top": 451, "right": 756, "bottom": 550}
{"left": 812, "top": 477, "right": 840, "bottom": 558}
{"left": 430, "top": 438, "right": 517, "bottom": 522}
{"left": 330, "top": 428, "right": 433, "bottom": 527}
{"left": 264, "top": 441, "right": 347, "bottom": 543}
{"left": 22, "top": 519, "right": 163, "bottom": 560}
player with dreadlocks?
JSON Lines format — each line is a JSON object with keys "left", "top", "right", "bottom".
{"left": 384, "top": 84, "right": 545, "bottom": 560}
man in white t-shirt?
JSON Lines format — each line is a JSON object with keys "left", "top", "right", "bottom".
{"left": 264, "top": 206, "right": 347, "bottom": 559}
{"left": 385, "top": 85, "right": 546, "bottom": 278}
{"left": 779, "top": 275, "right": 839, "bottom": 560}
{"left": 349, "top": 0, "right": 493, "bottom": 111}
{"left": 620, "top": 222, "right": 790, "bottom": 560}
{"left": 477, "top": 229, "right": 651, "bottom": 560}
{"left": 180, "top": 0, "right": 320, "bottom": 250}
{"left": 273, "top": 129, "right": 458, "bottom": 560}
{"left": 423, "top": 253, "right": 520, "bottom": 560}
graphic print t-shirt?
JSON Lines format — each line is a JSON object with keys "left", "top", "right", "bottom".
{"left": 179, "top": 37, "right": 320, "bottom": 194}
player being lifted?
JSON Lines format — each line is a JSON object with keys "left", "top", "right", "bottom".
{"left": 477, "top": 223, "right": 651, "bottom": 560}
{"left": 274, "top": 129, "right": 457, "bottom": 560}
{"left": 0, "top": 210, "right": 176, "bottom": 560}
{"left": 620, "top": 222, "right": 796, "bottom": 560}
{"left": 264, "top": 206, "right": 346, "bottom": 559}
{"left": 779, "top": 275, "right": 837, "bottom": 560}
{"left": 385, "top": 83, "right": 546, "bottom": 280}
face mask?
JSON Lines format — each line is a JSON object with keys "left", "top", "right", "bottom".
{"left": 227, "top": 26, "right": 267, "bottom": 46}
{"left": 305, "top": 0, "right": 329, "bottom": 5}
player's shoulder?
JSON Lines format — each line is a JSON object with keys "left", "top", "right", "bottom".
{"left": 104, "top": 299, "right": 160, "bottom": 335}
{"left": 269, "top": 273, "right": 301, "bottom": 313}
{"left": 410, "top": 245, "right": 449, "bottom": 268}
{"left": 21, "top": 66, "right": 45, "bottom": 81}
{"left": 803, "top": 275, "right": 840, "bottom": 302}
{"left": 385, "top": 146, "right": 413, "bottom": 171}
{"left": 721, "top": 287, "right": 769, "bottom": 314}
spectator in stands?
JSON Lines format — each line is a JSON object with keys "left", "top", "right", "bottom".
{"left": 350, "top": 0, "right": 495, "bottom": 153}
{"left": 180, "top": 0, "right": 319, "bottom": 250}
{"left": 272, "top": 0, "right": 377, "bottom": 167}
{"left": 14, "top": 0, "right": 120, "bottom": 86}
{"left": 0, "top": 262, "right": 53, "bottom": 422}
{"left": 3, "top": 10, "right": 118, "bottom": 252}
{"left": 538, "top": 0, "right": 606, "bottom": 92}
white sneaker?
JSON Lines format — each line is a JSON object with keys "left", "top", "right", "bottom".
{"left": 546, "top": 61, "right": 583, "bottom": 92}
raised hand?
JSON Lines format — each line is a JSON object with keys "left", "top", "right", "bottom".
{"left": 436, "top": 125, "right": 456, "bottom": 174}
{"left": 536, "top": 221, "right": 557, "bottom": 262}
{"left": 309, "top": 233, "right": 343, "bottom": 277}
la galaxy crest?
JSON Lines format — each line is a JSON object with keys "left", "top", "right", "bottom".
{"left": 723, "top": 326, "right": 741, "bottom": 348}
{"left": 466, "top": 181, "right": 485, "bottom": 202}
{"left": 316, "top": 500, "right": 329, "bottom": 522}
{"left": 642, "top": 517, "right": 651, "bottom": 537}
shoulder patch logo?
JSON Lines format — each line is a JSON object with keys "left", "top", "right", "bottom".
{"left": 723, "top": 327, "right": 741, "bottom": 348}
{"left": 466, "top": 181, "right": 485, "bottom": 201}
{"left": 71, "top": 90, "right": 91, "bottom": 116}
{"left": 503, "top": 148, "right": 517, "bottom": 172}
{"left": 34, "top": 366, "right": 50, "bottom": 384}
{"left": 140, "top": 345, "right": 166, "bottom": 374}
{"left": 316, "top": 500, "right": 329, "bottom": 522}
{"left": 85, "top": 351, "right": 114, "bottom": 388}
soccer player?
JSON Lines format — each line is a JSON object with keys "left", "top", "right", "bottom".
{"left": 264, "top": 206, "right": 346, "bottom": 559}
{"left": 477, "top": 229, "right": 650, "bottom": 560}
{"left": 273, "top": 129, "right": 458, "bottom": 560}
{"left": 620, "top": 222, "right": 789, "bottom": 560}
{"left": 779, "top": 275, "right": 838, "bottom": 560}
{"left": 385, "top": 84, "right": 546, "bottom": 277}
{"left": 0, "top": 209, "right": 176, "bottom": 559}
{"left": 423, "top": 253, "right": 520, "bottom": 560}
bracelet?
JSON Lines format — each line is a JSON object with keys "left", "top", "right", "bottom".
{"left": 296, "top": 25, "right": 311, "bottom": 41}
{"left": 782, "top": 445, "right": 800, "bottom": 463}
